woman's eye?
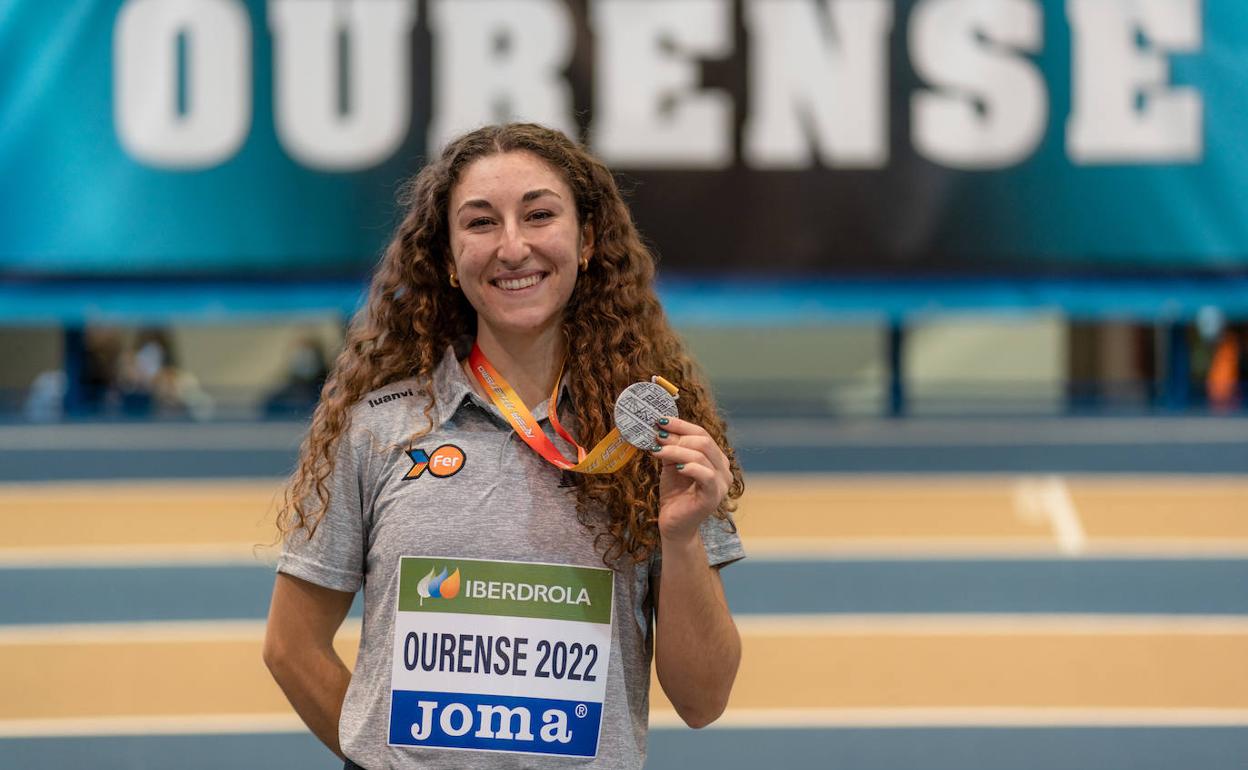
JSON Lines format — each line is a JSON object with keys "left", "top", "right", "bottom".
{"left": 528, "top": 210, "right": 553, "bottom": 221}
{"left": 467, "top": 217, "right": 493, "bottom": 228}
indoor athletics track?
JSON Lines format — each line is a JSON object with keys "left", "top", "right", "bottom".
{"left": 1, "top": 418, "right": 1246, "bottom": 769}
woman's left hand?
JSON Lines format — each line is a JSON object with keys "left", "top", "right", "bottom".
{"left": 652, "top": 417, "right": 732, "bottom": 542}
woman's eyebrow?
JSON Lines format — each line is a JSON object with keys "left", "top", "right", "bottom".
{"left": 456, "top": 189, "right": 560, "bottom": 216}
{"left": 456, "top": 198, "right": 493, "bottom": 215}
{"left": 522, "top": 188, "right": 561, "bottom": 203}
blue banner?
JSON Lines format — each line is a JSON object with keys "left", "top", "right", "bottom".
{"left": 1, "top": 0, "right": 1245, "bottom": 278}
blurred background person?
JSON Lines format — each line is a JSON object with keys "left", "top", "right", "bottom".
{"left": 263, "top": 336, "right": 331, "bottom": 418}
{"left": 1207, "top": 321, "right": 1246, "bottom": 412}
{"left": 116, "top": 327, "right": 214, "bottom": 420}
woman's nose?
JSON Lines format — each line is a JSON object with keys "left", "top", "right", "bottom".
{"left": 497, "top": 220, "right": 530, "bottom": 264}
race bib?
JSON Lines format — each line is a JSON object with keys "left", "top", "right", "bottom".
{"left": 389, "top": 556, "right": 614, "bottom": 758}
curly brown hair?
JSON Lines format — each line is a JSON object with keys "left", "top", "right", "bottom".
{"left": 278, "top": 123, "right": 743, "bottom": 563}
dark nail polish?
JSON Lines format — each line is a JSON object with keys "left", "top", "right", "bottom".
{"left": 658, "top": 430, "right": 669, "bottom": 439}
{"left": 658, "top": 418, "right": 670, "bottom": 425}
{"left": 650, "top": 445, "right": 662, "bottom": 453}
{"left": 676, "top": 464, "right": 685, "bottom": 470}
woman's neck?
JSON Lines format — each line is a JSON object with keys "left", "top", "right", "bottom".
{"left": 469, "top": 324, "right": 564, "bottom": 410}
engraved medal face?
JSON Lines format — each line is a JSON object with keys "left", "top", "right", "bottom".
{"left": 613, "top": 381, "right": 679, "bottom": 450}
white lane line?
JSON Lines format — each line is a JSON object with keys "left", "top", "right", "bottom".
{"left": 654, "top": 707, "right": 1248, "bottom": 729}
{"left": 731, "top": 613, "right": 1248, "bottom": 635}
{"left": 1044, "top": 476, "right": 1088, "bottom": 555}
{"left": 741, "top": 537, "right": 1248, "bottom": 560}
{"left": 0, "top": 714, "right": 305, "bottom": 738}
{"left": 0, "top": 620, "right": 359, "bottom": 646}
{"left": 3, "top": 537, "right": 1247, "bottom": 569}
{"left": 4, "top": 614, "right": 1248, "bottom": 646}
{"left": 0, "top": 544, "right": 276, "bottom": 569}
{"left": 0, "top": 619, "right": 278, "bottom": 644}
{"left": 4, "top": 708, "right": 1248, "bottom": 738}
{"left": 1014, "top": 476, "right": 1087, "bottom": 555}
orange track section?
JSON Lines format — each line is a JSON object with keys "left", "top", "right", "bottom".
{"left": 4, "top": 627, "right": 1246, "bottom": 720}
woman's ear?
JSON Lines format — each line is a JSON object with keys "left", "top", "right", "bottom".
{"left": 579, "top": 219, "right": 595, "bottom": 268}
{"left": 446, "top": 258, "right": 460, "bottom": 288}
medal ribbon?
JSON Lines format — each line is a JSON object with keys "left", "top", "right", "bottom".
{"left": 467, "top": 343, "right": 638, "bottom": 474}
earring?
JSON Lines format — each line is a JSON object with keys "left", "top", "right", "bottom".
{"left": 449, "top": 271, "right": 460, "bottom": 288}
{"left": 578, "top": 257, "right": 589, "bottom": 272}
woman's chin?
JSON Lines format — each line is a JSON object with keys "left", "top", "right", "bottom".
{"left": 478, "top": 311, "right": 565, "bottom": 341}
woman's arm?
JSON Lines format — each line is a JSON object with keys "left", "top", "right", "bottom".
{"left": 263, "top": 572, "right": 356, "bottom": 758}
{"left": 653, "top": 538, "right": 741, "bottom": 727}
{"left": 650, "top": 417, "right": 742, "bottom": 728}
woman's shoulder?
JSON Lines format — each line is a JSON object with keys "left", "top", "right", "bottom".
{"left": 341, "top": 349, "right": 466, "bottom": 443}
{"left": 356, "top": 378, "right": 425, "bottom": 412}
{"left": 348, "top": 377, "right": 430, "bottom": 430}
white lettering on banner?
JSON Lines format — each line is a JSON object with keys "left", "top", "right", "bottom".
{"left": 407, "top": 701, "right": 573, "bottom": 743}
{"left": 591, "top": 0, "right": 734, "bottom": 169}
{"left": 428, "top": 0, "right": 576, "bottom": 154}
{"left": 743, "top": 0, "right": 893, "bottom": 169}
{"left": 269, "top": 0, "right": 417, "bottom": 171}
{"left": 540, "top": 709, "right": 573, "bottom": 743}
{"left": 114, "top": 0, "right": 250, "bottom": 169}
{"left": 475, "top": 705, "right": 536, "bottom": 741}
{"left": 911, "top": 0, "right": 1047, "bottom": 169}
{"left": 441, "top": 702, "right": 474, "bottom": 737}
{"left": 111, "top": 0, "right": 1207, "bottom": 171}
{"left": 1067, "top": 0, "right": 1203, "bottom": 163}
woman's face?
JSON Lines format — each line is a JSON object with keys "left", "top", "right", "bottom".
{"left": 448, "top": 150, "right": 593, "bottom": 343}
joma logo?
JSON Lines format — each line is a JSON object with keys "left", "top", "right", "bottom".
{"left": 408, "top": 701, "right": 574, "bottom": 745}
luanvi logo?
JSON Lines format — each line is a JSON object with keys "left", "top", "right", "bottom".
{"left": 369, "top": 388, "right": 413, "bottom": 408}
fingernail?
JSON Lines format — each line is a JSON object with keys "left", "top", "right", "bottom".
{"left": 658, "top": 430, "right": 669, "bottom": 439}
{"left": 650, "top": 445, "right": 662, "bottom": 453}
{"left": 676, "top": 463, "right": 685, "bottom": 470}
{"left": 658, "top": 418, "right": 670, "bottom": 425}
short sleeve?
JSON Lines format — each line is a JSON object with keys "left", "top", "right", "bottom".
{"left": 637, "top": 513, "right": 745, "bottom": 636}
{"left": 699, "top": 513, "right": 746, "bottom": 568}
{"left": 650, "top": 513, "right": 746, "bottom": 577}
{"left": 276, "top": 420, "right": 373, "bottom": 593}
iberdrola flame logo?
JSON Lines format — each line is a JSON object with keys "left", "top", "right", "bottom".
{"left": 416, "top": 566, "right": 461, "bottom": 606}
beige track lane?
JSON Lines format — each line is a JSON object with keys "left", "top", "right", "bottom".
{"left": 1, "top": 481, "right": 283, "bottom": 549}
{"left": 1069, "top": 479, "right": 1248, "bottom": 540}
{"left": 3, "top": 476, "right": 1245, "bottom": 556}
{"left": 735, "top": 477, "right": 1047, "bottom": 546}
{"left": 4, "top": 626, "right": 1246, "bottom": 720}
{"left": 736, "top": 475, "right": 1248, "bottom": 553}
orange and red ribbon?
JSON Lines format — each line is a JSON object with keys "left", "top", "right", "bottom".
{"left": 467, "top": 343, "right": 640, "bottom": 474}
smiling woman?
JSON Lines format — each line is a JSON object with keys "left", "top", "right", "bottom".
{"left": 263, "top": 123, "right": 746, "bottom": 770}
{"left": 448, "top": 151, "right": 592, "bottom": 400}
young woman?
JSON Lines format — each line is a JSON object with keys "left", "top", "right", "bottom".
{"left": 264, "top": 123, "right": 745, "bottom": 769}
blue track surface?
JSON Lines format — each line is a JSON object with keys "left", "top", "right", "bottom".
{"left": 4, "top": 559, "right": 1247, "bottom": 625}
{"left": 3, "top": 439, "right": 1248, "bottom": 481}
{"left": 5, "top": 727, "right": 1248, "bottom": 770}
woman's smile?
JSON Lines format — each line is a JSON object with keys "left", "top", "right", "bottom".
{"left": 491, "top": 270, "right": 548, "bottom": 292}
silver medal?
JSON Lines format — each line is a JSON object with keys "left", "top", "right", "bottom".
{"left": 614, "top": 381, "right": 679, "bottom": 450}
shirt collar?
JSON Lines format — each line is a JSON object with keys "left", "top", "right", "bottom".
{"left": 431, "top": 345, "right": 575, "bottom": 428}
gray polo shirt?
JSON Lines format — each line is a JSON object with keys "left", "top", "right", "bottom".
{"left": 278, "top": 348, "right": 744, "bottom": 769}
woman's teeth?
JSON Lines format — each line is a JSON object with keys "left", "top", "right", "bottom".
{"left": 494, "top": 274, "right": 544, "bottom": 291}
